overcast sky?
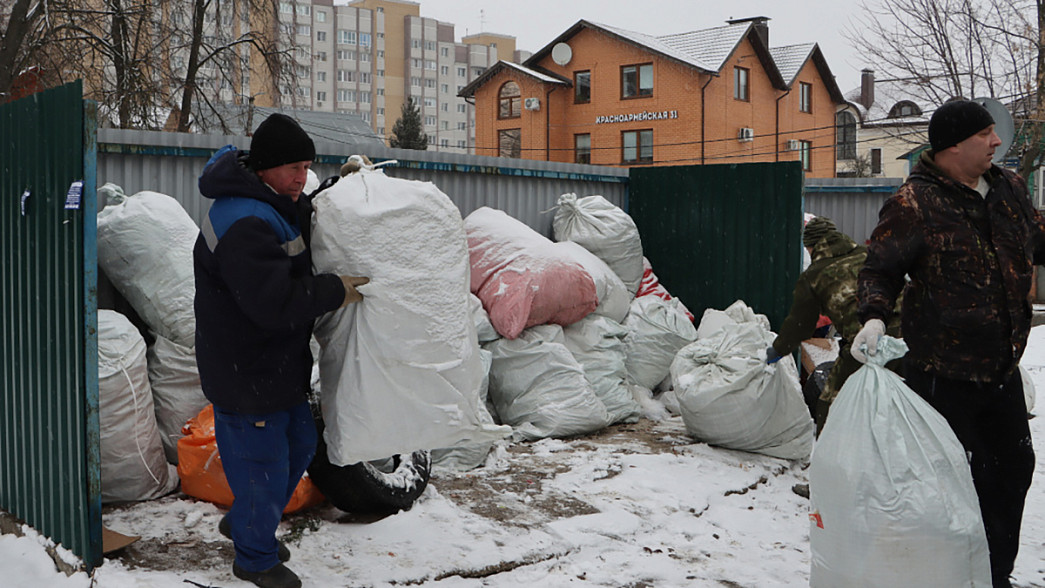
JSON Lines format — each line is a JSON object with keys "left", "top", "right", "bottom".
{"left": 410, "top": 0, "right": 870, "bottom": 92}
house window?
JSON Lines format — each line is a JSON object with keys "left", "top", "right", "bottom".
{"left": 800, "top": 82, "right": 812, "bottom": 113}
{"left": 316, "top": 10, "right": 326, "bottom": 22}
{"left": 575, "top": 70, "right": 591, "bottom": 104}
{"left": 799, "top": 140, "right": 812, "bottom": 171}
{"left": 622, "top": 129, "right": 653, "bottom": 163}
{"left": 575, "top": 134, "right": 591, "bottom": 164}
{"left": 296, "top": 25, "right": 311, "bottom": 36}
{"left": 871, "top": 148, "right": 882, "bottom": 174}
{"left": 888, "top": 101, "right": 921, "bottom": 118}
{"left": 836, "top": 111, "right": 856, "bottom": 160}
{"left": 316, "top": 91, "right": 326, "bottom": 101}
{"left": 337, "top": 30, "right": 356, "bottom": 45}
{"left": 499, "top": 129, "right": 521, "bottom": 158}
{"left": 317, "top": 31, "right": 326, "bottom": 42}
{"left": 621, "top": 63, "right": 653, "bottom": 98}
{"left": 457, "top": 67, "right": 466, "bottom": 77}
{"left": 499, "top": 81, "right": 521, "bottom": 119}
{"left": 734, "top": 67, "right": 749, "bottom": 101}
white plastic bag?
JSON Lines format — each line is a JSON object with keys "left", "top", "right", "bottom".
{"left": 312, "top": 168, "right": 510, "bottom": 465}
{"left": 484, "top": 324, "right": 611, "bottom": 440}
{"left": 552, "top": 193, "right": 644, "bottom": 295}
{"left": 97, "top": 185, "right": 198, "bottom": 347}
{"left": 146, "top": 334, "right": 209, "bottom": 464}
{"left": 558, "top": 241, "right": 631, "bottom": 323}
{"left": 622, "top": 296, "right": 698, "bottom": 390}
{"left": 809, "top": 336, "right": 990, "bottom": 588}
{"left": 563, "top": 315, "right": 641, "bottom": 424}
{"left": 431, "top": 349, "right": 500, "bottom": 472}
{"left": 98, "top": 310, "right": 178, "bottom": 503}
{"left": 671, "top": 321, "right": 813, "bottom": 460}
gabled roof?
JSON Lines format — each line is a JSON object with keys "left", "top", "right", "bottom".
{"left": 770, "top": 43, "right": 846, "bottom": 103}
{"left": 524, "top": 19, "right": 786, "bottom": 89}
{"left": 458, "top": 60, "right": 570, "bottom": 98}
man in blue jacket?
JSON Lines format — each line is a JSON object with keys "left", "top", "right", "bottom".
{"left": 194, "top": 113, "right": 367, "bottom": 588}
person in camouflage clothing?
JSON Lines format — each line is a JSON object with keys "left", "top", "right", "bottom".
{"left": 853, "top": 99, "right": 1045, "bottom": 588}
{"left": 767, "top": 217, "right": 899, "bottom": 432}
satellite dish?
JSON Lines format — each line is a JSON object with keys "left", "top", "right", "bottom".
{"left": 974, "top": 97, "right": 1014, "bottom": 163}
{"left": 551, "top": 42, "right": 573, "bottom": 66}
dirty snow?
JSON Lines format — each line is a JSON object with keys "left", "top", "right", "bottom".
{"left": 5, "top": 328, "right": 1045, "bottom": 587}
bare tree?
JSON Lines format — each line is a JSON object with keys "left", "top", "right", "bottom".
{"left": 846, "top": 0, "right": 1044, "bottom": 178}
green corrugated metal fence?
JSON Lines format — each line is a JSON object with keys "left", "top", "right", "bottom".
{"left": 0, "top": 81, "right": 101, "bottom": 570}
{"left": 629, "top": 162, "right": 805, "bottom": 330}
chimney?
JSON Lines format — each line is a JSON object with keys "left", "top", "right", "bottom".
{"left": 860, "top": 69, "right": 875, "bottom": 110}
{"left": 727, "top": 16, "right": 769, "bottom": 48}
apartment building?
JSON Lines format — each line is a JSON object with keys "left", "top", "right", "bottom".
{"left": 268, "top": 0, "right": 515, "bottom": 153}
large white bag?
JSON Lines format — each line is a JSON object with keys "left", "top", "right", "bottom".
{"left": 671, "top": 321, "right": 813, "bottom": 460}
{"left": 563, "top": 315, "right": 641, "bottom": 424}
{"left": 484, "top": 324, "right": 611, "bottom": 440}
{"left": 552, "top": 193, "right": 644, "bottom": 295}
{"left": 558, "top": 241, "right": 631, "bottom": 323}
{"left": 147, "top": 334, "right": 209, "bottom": 464}
{"left": 622, "top": 296, "right": 698, "bottom": 390}
{"left": 311, "top": 167, "right": 510, "bottom": 465}
{"left": 98, "top": 310, "right": 178, "bottom": 503}
{"left": 96, "top": 184, "right": 198, "bottom": 347}
{"left": 809, "top": 336, "right": 990, "bottom": 588}
{"left": 431, "top": 349, "right": 500, "bottom": 472}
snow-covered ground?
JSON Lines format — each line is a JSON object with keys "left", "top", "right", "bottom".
{"left": 5, "top": 327, "right": 1045, "bottom": 587}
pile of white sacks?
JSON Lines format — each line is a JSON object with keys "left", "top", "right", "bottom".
{"left": 94, "top": 167, "right": 814, "bottom": 505}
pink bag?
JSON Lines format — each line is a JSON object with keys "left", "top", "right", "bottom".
{"left": 636, "top": 257, "right": 694, "bottom": 321}
{"left": 465, "top": 207, "right": 597, "bottom": 339}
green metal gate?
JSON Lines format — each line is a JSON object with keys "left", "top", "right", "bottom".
{"left": 0, "top": 81, "right": 101, "bottom": 570}
{"left": 629, "top": 161, "right": 805, "bottom": 330}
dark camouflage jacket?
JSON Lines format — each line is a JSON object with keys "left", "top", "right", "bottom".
{"left": 774, "top": 230, "right": 870, "bottom": 356}
{"left": 858, "top": 152, "right": 1045, "bottom": 382}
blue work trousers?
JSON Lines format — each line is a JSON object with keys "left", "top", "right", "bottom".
{"left": 213, "top": 400, "right": 317, "bottom": 572}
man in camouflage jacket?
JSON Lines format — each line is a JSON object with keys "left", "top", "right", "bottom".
{"left": 769, "top": 217, "right": 899, "bottom": 432}
{"left": 854, "top": 99, "right": 1045, "bottom": 588}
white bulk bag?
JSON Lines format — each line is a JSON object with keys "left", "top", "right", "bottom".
{"left": 563, "top": 315, "right": 641, "bottom": 424}
{"left": 809, "top": 336, "right": 990, "bottom": 588}
{"left": 431, "top": 349, "right": 500, "bottom": 472}
{"left": 98, "top": 310, "right": 178, "bottom": 503}
{"left": 147, "top": 334, "right": 209, "bottom": 464}
{"left": 671, "top": 321, "right": 813, "bottom": 460}
{"left": 469, "top": 293, "right": 500, "bottom": 344}
{"left": 96, "top": 185, "right": 198, "bottom": 347}
{"left": 622, "top": 296, "right": 698, "bottom": 390}
{"left": 484, "top": 324, "right": 611, "bottom": 440}
{"left": 311, "top": 167, "right": 510, "bottom": 465}
{"left": 558, "top": 241, "right": 631, "bottom": 323}
{"left": 552, "top": 193, "right": 644, "bottom": 295}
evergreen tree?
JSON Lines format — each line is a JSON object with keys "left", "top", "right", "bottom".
{"left": 389, "top": 96, "right": 429, "bottom": 150}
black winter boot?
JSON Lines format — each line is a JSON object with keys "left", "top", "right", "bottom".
{"left": 219, "top": 515, "right": 291, "bottom": 562}
{"left": 233, "top": 562, "right": 302, "bottom": 588}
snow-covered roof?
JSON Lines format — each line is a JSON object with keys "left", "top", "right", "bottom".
{"left": 655, "top": 23, "right": 751, "bottom": 73}
{"left": 770, "top": 43, "right": 816, "bottom": 86}
{"left": 845, "top": 78, "right": 935, "bottom": 128}
{"left": 458, "top": 60, "right": 570, "bottom": 98}
{"left": 498, "top": 60, "right": 570, "bottom": 84}
{"left": 591, "top": 22, "right": 720, "bottom": 72}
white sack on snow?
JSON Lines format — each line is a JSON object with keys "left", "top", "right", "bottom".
{"left": 563, "top": 315, "right": 641, "bottom": 424}
{"left": 552, "top": 193, "right": 644, "bottom": 295}
{"left": 465, "top": 206, "right": 598, "bottom": 340}
{"left": 671, "top": 314, "right": 813, "bottom": 460}
{"left": 484, "top": 324, "right": 611, "bottom": 440}
{"left": 558, "top": 241, "right": 631, "bottom": 323}
{"left": 312, "top": 167, "right": 510, "bottom": 466}
{"left": 98, "top": 310, "right": 178, "bottom": 503}
{"left": 809, "top": 336, "right": 990, "bottom": 588}
{"left": 96, "top": 184, "right": 198, "bottom": 347}
{"left": 622, "top": 296, "right": 698, "bottom": 390}
{"left": 431, "top": 348, "right": 500, "bottom": 472}
{"left": 147, "top": 334, "right": 209, "bottom": 464}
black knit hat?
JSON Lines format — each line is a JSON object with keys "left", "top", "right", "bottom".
{"left": 248, "top": 113, "right": 316, "bottom": 171}
{"left": 803, "top": 216, "right": 836, "bottom": 248}
{"left": 928, "top": 100, "right": 994, "bottom": 152}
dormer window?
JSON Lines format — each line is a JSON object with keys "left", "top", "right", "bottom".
{"left": 888, "top": 101, "right": 921, "bottom": 118}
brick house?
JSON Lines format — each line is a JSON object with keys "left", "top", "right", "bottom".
{"left": 459, "top": 17, "right": 846, "bottom": 177}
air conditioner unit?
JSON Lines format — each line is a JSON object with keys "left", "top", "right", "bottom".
{"left": 786, "top": 139, "right": 801, "bottom": 151}
{"left": 524, "top": 97, "right": 540, "bottom": 111}
{"left": 738, "top": 127, "right": 754, "bottom": 142}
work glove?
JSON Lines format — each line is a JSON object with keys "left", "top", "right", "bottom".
{"left": 340, "top": 275, "right": 370, "bottom": 307}
{"left": 765, "top": 345, "right": 783, "bottom": 364}
{"left": 850, "top": 318, "right": 885, "bottom": 364}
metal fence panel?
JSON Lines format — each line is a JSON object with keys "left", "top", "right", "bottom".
{"left": 630, "top": 162, "right": 805, "bottom": 330}
{"left": 803, "top": 177, "right": 901, "bottom": 245}
{"left": 0, "top": 82, "right": 102, "bottom": 570}
{"left": 97, "top": 130, "right": 630, "bottom": 236}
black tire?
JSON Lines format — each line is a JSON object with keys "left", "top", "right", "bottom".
{"left": 802, "top": 361, "right": 833, "bottom": 420}
{"left": 307, "top": 416, "right": 431, "bottom": 515}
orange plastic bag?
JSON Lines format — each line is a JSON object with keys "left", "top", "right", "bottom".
{"left": 177, "top": 404, "right": 325, "bottom": 513}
